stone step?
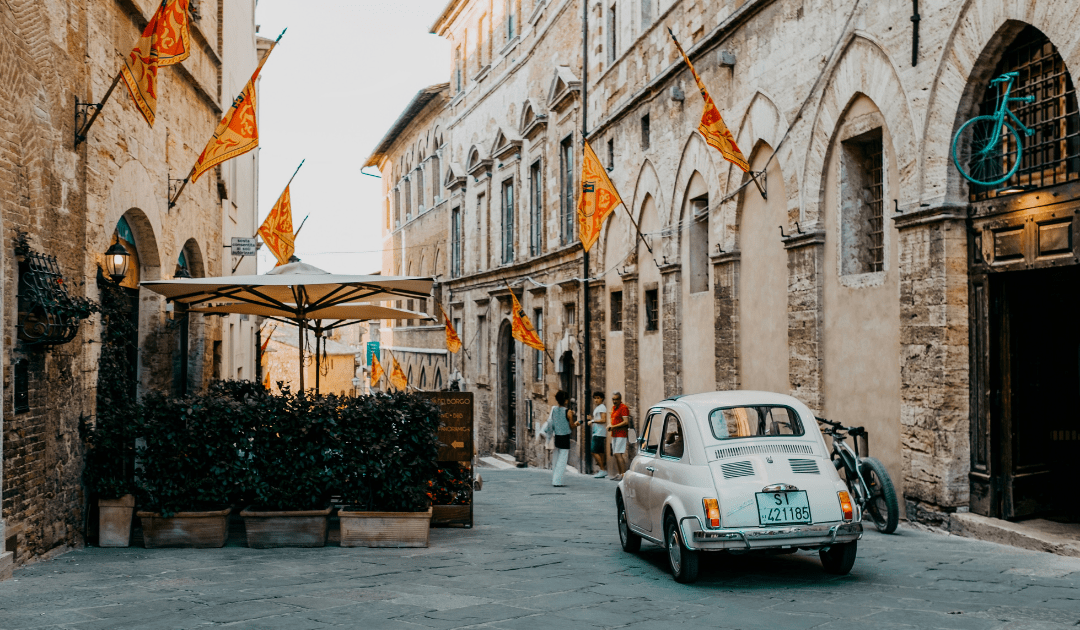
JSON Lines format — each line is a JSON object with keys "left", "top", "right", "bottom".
{"left": 951, "top": 512, "right": 1080, "bottom": 558}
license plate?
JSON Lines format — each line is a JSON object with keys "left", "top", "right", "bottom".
{"left": 755, "top": 491, "right": 812, "bottom": 525}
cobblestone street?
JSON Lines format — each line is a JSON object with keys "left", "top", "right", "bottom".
{"left": 2, "top": 468, "right": 1079, "bottom": 630}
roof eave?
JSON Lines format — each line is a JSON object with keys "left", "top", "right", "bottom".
{"left": 363, "top": 83, "right": 450, "bottom": 168}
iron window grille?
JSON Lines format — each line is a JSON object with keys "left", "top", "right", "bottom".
{"left": 867, "top": 140, "right": 885, "bottom": 272}
{"left": 610, "top": 290, "right": 623, "bottom": 331}
{"left": 644, "top": 289, "right": 659, "bottom": 331}
{"left": 533, "top": 308, "right": 544, "bottom": 381}
{"left": 972, "top": 26, "right": 1080, "bottom": 200}
{"left": 15, "top": 232, "right": 96, "bottom": 347}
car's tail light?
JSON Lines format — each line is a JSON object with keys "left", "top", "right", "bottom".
{"left": 838, "top": 491, "right": 853, "bottom": 521}
{"left": 702, "top": 498, "right": 721, "bottom": 528}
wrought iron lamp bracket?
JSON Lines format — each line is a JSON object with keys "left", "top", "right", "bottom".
{"left": 74, "top": 97, "right": 105, "bottom": 147}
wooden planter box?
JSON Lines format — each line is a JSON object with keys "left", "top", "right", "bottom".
{"left": 338, "top": 507, "right": 432, "bottom": 548}
{"left": 137, "top": 508, "right": 231, "bottom": 548}
{"left": 98, "top": 495, "right": 135, "bottom": 548}
{"left": 240, "top": 506, "right": 332, "bottom": 548}
{"left": 431, "top": 505, "right": 471, "bottom": 527}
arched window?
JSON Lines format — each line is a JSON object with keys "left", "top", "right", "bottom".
{"left": 973, "top": 26, "right": 1079, "bottom": 199}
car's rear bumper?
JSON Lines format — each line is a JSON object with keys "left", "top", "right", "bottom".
{"left": 680, "top": 517, "right": 863, "bottom": 551}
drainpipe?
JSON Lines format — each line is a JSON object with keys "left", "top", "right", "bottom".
{"left": 911, "top": 0, "right": 920, "bottom": 67}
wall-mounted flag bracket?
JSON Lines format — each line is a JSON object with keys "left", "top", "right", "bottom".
{"left": 168, "top": 172, "right": 190, "bottom": 210}
{"left": 74, "top": 72, "right": 123, "bottom": 147}
{"left": 750, "top": 169, "right": 767, "bottom": 200}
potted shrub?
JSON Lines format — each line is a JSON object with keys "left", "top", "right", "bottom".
{"left": 82, "top": 282, "right": 134, "bottom": 547}
{"left": 135, "top": 387, "right": 247, "bottom": 548}
{"left": 82, "top": 404, "right": 137, "bottom": 547}
{"left": 430, "top": 463, "right": 472, "bottom": 527}
{"left": 240, "top": 386, "right": 334, "bottom": 548}
{"left": 337, "top": 392, "right": 441, "bottom": 548}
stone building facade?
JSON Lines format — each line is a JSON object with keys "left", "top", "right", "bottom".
{"left": 369, "top": 0, "right": 1080, "bottom": 526}
{"left": 0, "top": 0, "right": 262, "bottom": 573}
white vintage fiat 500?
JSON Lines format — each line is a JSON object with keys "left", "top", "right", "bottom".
{"left": 616, "top": 391, "right": 862, "bottom": 583}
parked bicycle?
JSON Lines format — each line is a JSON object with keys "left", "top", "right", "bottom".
{"left": 951, "top": 71, "right": 1035, "bottom": 187}
{"left": 816, "top": 417, "right": 899, "bottom": 534}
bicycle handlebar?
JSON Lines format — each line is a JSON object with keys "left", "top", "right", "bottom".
{"left": 815, "top": 416, "right": 867, "bottom": 437}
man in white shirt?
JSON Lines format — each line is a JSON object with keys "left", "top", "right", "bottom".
{"left": 588, "top": 391, "right": 608, "bottom": 478}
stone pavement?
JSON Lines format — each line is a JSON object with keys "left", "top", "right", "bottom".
{"left": 1, "top": 468, "right": 1079, "bottom": 630}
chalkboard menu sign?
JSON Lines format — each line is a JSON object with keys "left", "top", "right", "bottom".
{"left": 420, "top": 392, "right": 474, "bottom": 527}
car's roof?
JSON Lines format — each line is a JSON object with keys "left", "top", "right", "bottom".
{"left": 655, "top": 390, "right": 814, "bottom": 420}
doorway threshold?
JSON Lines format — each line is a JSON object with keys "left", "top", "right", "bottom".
{"left": 951, "top": 512, "right": 1080, "bottom": 558}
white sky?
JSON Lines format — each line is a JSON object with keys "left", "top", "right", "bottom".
{"left": 253, "top": 0, "right": 450, "bottom": 274}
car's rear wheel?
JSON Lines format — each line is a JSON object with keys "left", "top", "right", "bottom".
{"left": 616, "top": 493, "right": 641, "bottom": 552}
{"left": 819, "top": 540, "right": 858, "bottom": 575}
{"left": 664, "top": 513, "right": 699, "bottom": 583}
{"left": 860, "top": 457, "right": 899, "bottom": 534}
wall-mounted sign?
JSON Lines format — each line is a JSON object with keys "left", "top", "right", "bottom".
{"left": 366, "top": 341, "right": 380, "bottom": 367}
{"left": 230, "top": 237, "right": 258, "bottom": 256}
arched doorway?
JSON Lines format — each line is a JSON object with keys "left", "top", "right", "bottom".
{"left": 497, "top": 321, "right": 517, "bottom": 454}
{"left": 965, "top": 25, "right": 1080, "bottom": 520}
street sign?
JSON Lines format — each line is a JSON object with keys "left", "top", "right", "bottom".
{"left": 231, "top": 237, "right": 258, "bottom": 256}
{"left": 422, "top": 392, "right": 473, "bottom": 462}
{"left": 366, "top": 341, "right": 380, "bottom": 367}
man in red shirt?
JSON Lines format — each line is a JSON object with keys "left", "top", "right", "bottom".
{"left": 607, "top": 391, "right": 631, "bottom": 481}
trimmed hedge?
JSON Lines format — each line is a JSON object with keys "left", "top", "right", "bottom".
{"left": 98, "top": 383, "right": 443, "bottom": 517}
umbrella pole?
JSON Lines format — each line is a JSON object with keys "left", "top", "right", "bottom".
{"left": 315, "top": 333, "right": 321, "bottom": 395}
{"left": 298, "top": 320, "right": 306, "bottom": 395}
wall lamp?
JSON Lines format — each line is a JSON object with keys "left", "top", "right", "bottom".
{"left": 103, "top": 241, "right": 131, "bottom": 284}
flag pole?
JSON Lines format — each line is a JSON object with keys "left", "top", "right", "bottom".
{"left": 581, "top": 0, "right": 592, "bottom": 476}
{"left": 292, "top": 214, "right": 310, "bottom": 239}
{"left": 75, "top": 70, "right": 124, "bottom": 147}
{"left": 168, "top": 166, "right": 194, "bottom": 209}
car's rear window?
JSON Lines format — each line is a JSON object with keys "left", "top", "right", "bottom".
{"left": 708, "top": 405, "right": 804, "bottom": 440}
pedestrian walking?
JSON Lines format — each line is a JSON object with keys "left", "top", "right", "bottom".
{"left": 549, "top": 390, "right": 578, "bottom": 486}
{"left": 607, "top": 392, "right": 631, "bottom": 481}
{"left": 588, "top": 391, "right": 608, "bottom": 478}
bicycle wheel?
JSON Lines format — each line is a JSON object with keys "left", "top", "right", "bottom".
{"left": 952, "top": 115, "right": 1022, "bottom": 187}
{"left": 860, "top": 457, "right": 899, "bottom": 534}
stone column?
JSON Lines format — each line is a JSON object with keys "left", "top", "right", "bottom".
{"left": 587, "top": 281, "right": 606, "bottom": 399}
{"left": 659, "top": 263, "right": 682, "bottom": 397}
{"left": 620, "top": 271, "right": 639, "bottom": 423}
{"left": 783, "top": 230, "right": 826, "bottom": 414}
{"left": 894, "top": 205, "right": 970, "bottom": 525}
{"left": 711, "top": 252, "right": 740, "bottom": 391}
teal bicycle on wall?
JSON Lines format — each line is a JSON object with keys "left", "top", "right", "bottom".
{"left": 952, "top": 72, "right": 1036, "bottom": 187}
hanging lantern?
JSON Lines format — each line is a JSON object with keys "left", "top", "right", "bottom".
{"left": 104, "top": 241, "right": 131, "bottom": 283}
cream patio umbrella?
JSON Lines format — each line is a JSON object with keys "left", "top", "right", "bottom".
{"left": 142, "top": 261, "right": 434, "bottom": 394}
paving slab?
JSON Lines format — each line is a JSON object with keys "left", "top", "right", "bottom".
{"left": 2, "top": 468, "right": 1080, "bottom": 629}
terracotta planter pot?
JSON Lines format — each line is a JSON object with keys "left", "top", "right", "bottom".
{"left": 431, "top": 505, "right": 470, "bottom": 527}
{"left": 240, "top": 506, "right": 332, "bottom": 548}
{"left": 137, "top": 508, "right": 231, "bottom": 548}
{"left": 338, "top": 507, "right": 432, "bottom": 548}
{"left": 98, "top": 495, "right": 135, "bottom": 548}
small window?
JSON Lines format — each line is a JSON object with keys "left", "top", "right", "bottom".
{"left": 501, "top": 179, "right": 515, "bottom": 264}
{"left": 560, "top": 136, "right": 575, "bottom": 244}
{"left": 689, "top": 194, "right": 709, "bottom": 293}
{"left": 660, "top": 414, "right": 684, "bottom": 459}
{"left": 506, "top": 0, "right": 516, "bottom": 40}
{"left": 478, "top": 314, "right": 488, "bottom": 375}
{"left": 607, "top": 3, "right": 617, "bottom": 63}
{"left": 708, "top": 405, "right": 805, "bottom": 440}
{"left": 640, "top": 0, "right": 653, "bottom": 29}
{"left": 564, "top": 303, "right": 576, "bottom": 327}
{"left": 607, "top": 138, "right": 615, "bottom": 170}
{"left": 640, "top": 113, "right": 650, "bottom": 151}
{"left": 640, "top": 412, "right": 662, "bottom": 454}
{"left": 644, "top": 288, "right": 659, "bottom": 331}
{"left": 533, "top": 308, "right": 544, "bottom": 381}
{"left": 451, "top": 207, "right": 462, "bottom": 277}
{"left": 609, "top": 290, "right": 623, "bottom": 331}
{"left": 455, "top": 46, "right": 463, "bottom": 92}
{"left": 529, "top": 161, "right": 543, "bottom": 256}
{"left": 840, "top": 128, "right": 885, "bottom": 275}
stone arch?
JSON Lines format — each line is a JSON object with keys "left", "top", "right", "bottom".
{"left": 802, "top": 35, "right": 917, "bottom": 226}
{"left": 101, "top": 160, "right": 166, "bottom": 275}
{"left": 626, "top": 159, "right": 667, "bottom": 261}
{"left": 671, "top": 133, "right": 720, "bottom": 256}
{"left": 179, "top": 237, "right": 206, "bottom": 278}
{"left": 722, "top": 91, "right": 800, "bottom": 243}
{"left": 922, "top": 6, "right": 1080, "bottom": 204}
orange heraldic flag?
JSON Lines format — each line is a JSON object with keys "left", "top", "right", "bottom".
{"left": 370, "top": 354, "right": 384, "bottom": 387}
{"left": 577, "top": 140, "right": 625, "bottom": 253}
{"left": 120, "top": 0, "right": 191, "bottom": 127}
{"left": 258, "top": 185, "right": 295, "bottom": 267}
{"left": 669, "top": 30, "right": 749, "bottom": 172}
{"left": 191, "top": 38, "right": 278, "bottom": 183}
{"left": 389, "top": 356, "right": 408, "bottom": 391}
{"left": 509, "top": 291, "right": 545, "bottom": 352}
{"left": 439, "top": 305, "right": 462, "bottom": 354}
